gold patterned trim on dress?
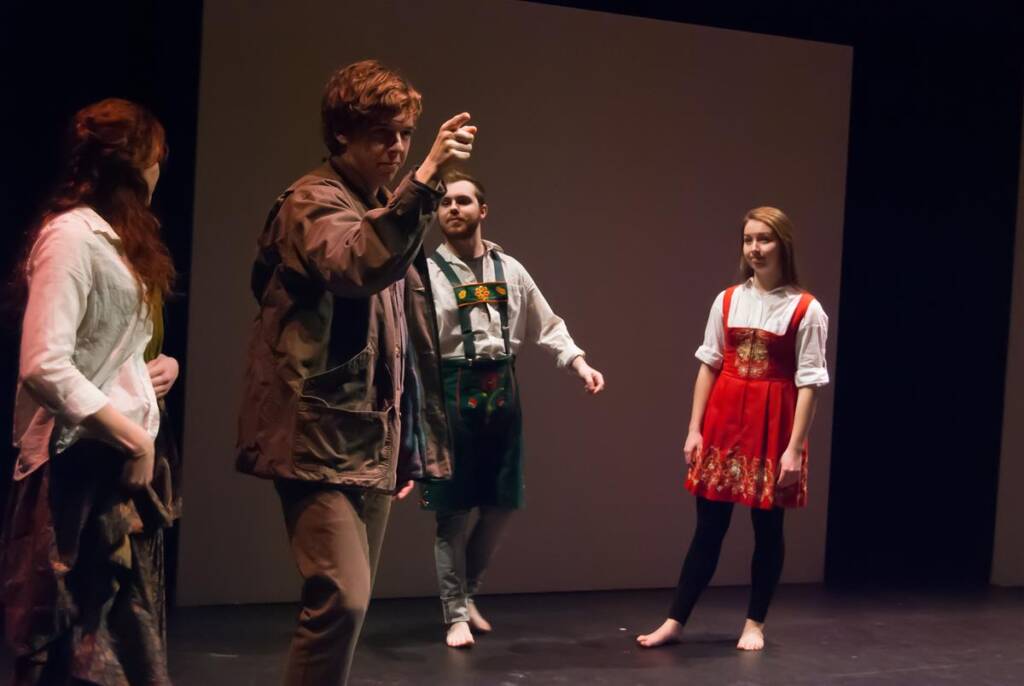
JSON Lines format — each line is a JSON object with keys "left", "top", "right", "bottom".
{"left": 686, "top": 444, "right": 808, "bottom": 507}
{"left": 686, "top": 445, "right": 774, "bottom": 503}
{"left": 733, "top": 329, "right": 771, "bottom": 378}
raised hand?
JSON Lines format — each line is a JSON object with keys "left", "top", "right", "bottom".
{"left": 414, "top": 112, "right": 476, "bottom": 184}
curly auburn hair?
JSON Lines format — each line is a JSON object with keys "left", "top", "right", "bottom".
{"left": 24, "top": 98, "right": 175, "bottom": 303}
{"left": 321, "top": 59, "right": 423, "bottom": 155}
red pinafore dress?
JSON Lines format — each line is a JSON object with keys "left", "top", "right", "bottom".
{"left": 685, "top": 285, "right": 814, "bottom": 509}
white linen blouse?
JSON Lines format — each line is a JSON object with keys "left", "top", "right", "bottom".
{"left": 13, "top": 206, "right": 160, "bottom": 480}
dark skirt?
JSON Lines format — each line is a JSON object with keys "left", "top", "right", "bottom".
{"left": 1, "top": 422, "right": 180, "bottom": 686}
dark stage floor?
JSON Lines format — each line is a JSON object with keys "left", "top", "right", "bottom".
{"left": 5, "top": 585, "right": 1024, "bottom": 685}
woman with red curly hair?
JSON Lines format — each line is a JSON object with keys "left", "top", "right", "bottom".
{"left": 1, "top": 98, "right": 179, "bottom": 685}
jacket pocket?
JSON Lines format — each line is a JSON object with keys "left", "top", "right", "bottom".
{"left": 292, "top": 400, "right": 392, "bottom": 476}
{"left": 301, "top": 345, "right": 374, "bottom": 410}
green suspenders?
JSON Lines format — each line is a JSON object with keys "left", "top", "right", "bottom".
{"left": 430, "top": 250, "right": 512, "bottom": 362}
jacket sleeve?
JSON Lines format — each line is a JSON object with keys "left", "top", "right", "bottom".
{"left": 281, "top": 173, "right": 443, "bottom": 298}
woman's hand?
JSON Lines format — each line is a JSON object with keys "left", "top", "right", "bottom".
{"left": 121, "top": 429, "right": 156, "bottom": 490}
{"left": 394, "top": 480, "right": 415, "bottom": 500}
{"left": 683, "top": 430, "right": 703, "bottom": 467}
{"left": 147, "top": 354, "right": 179, "bottom": 399}
{"left": 82, "top": 404, "right": 156, "bottom": 489}
{"left": 571, "top": 356, "right": 605, "bottom": 394}
{"left": 777, "top": 447, "right": 803, "bottom": 488}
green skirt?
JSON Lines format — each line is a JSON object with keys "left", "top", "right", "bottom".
{"left": 420, "top": 357, "right": 523, "bottom": 512}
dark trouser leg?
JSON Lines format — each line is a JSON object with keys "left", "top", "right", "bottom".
{"left": 276, "top": 482, "right": 392, "bottom": 686}
{"left": 465, "top": 506, "right": 515, "bottom": 598}
{"left": 668, "top": 497, "right": 734, "bottom": 623}
{"left": 434, "top": 509, "right": 472, "bottom": 624}
{"left": 747, "top": 506, "right": 785, "bottom": 623}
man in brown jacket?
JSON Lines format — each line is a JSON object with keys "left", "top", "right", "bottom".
{"left": 236, "top": 60, "right": 473, "bottom": 685}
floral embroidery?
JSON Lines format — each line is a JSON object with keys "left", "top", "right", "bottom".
{"left": 483, "top": 373, "right": 499, "bottom": 391}
{"left": 474, "top": 285, "right": 490, "bottom": 300}
{"left": 686, "top": 444, "right": 807, "bottom": 508}
{"left": 496, "top": 286, "right": 507, "bottom": 296}
{"left": 733, "top": 329, "right": 771, "bottom": 378}
{"left": 458, "top": 289, "right": 467, "bottom": 300}
{"left": 467, "top": 397, "right": 478, "bottom": 408}
{"left": 687, "top": 445, "right": 772, "bottom": 503}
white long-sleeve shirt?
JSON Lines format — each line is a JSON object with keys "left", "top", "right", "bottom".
{"left": 13, "top": 206, "right": 160, "bottom": 480}
{"left": 695, "top": 280, "right": 830, "bottom": 388}
{"left": 428, "top": 241, "right": 584, "bottom": 368}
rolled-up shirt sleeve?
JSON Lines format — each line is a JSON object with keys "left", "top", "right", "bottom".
{"left": 795, "top": 300, "right": 830, "bottom": 387}
{"left": 522, "top": 268, "right": 585, "bottom": 369}
{"left": 695, "top": 291, "right": 726, "bottom": 369}
{"left": 20, "top": 222, "right": 110, "bottom": 424}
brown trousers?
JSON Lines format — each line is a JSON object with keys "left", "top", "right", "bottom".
{"left": 275, "top": 481, "right": 392, "bottom": 686}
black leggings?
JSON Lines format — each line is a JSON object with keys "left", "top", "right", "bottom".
{"left": 668, "top": 496, "right": 785, "bottom": 624}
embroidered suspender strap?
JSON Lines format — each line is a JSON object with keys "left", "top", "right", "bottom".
{"left": 430, "top": 253, "right": 477, "bottom": 360}
{"left": 490, "top": 252, "right": 512, "bottom": 357}
{"left": 786, "top": 292, "right": 815, "bottom": 333}
{"left": 722, "top": 285, "right": 739, "bottom": 329}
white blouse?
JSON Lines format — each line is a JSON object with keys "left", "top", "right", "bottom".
{"left": 695, "top": 280, "right": 830, "bottom": 388}
{"left": 13, "top": 207, "right": 160, "bottom": 480}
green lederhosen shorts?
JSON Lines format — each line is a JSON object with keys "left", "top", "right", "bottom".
{"left": 420, "top": 249, "right": 524, "bottom": 512}
{"left": 420, "top": 356, "right": 523, "bottom": 511}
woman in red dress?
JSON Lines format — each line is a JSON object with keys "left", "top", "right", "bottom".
{"left": 638, "top": 206, "right": 830, "bottom": 651}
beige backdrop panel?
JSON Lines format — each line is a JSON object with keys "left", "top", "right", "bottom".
{"left": 179, "top": 0, "right": 851, "bottom": 605}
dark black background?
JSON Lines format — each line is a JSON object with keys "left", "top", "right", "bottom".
{"left": 1, "top": 0, "right": 1020, "bottom": 600}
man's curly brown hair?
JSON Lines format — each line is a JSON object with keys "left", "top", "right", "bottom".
{"left": 321, "top": 59, "right": 423, "bottom": 155}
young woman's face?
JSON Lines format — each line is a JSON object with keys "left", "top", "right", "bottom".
{"left": 742, "top": 219, "right": 781, "bottom": 277}
{"left": 142, "top": 162, "right": 161, "bottom": 205}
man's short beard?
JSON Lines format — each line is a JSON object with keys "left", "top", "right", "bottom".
{"left": 442, "top": 218, "right": 480, "bottom": 240}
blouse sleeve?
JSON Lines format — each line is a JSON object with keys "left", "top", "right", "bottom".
{"left": 19, "top": 219, "right": 111, "bottom": 423}
{"left": 795, "top": 299, "right": 829, "bottom": 388}
{"left": 695, "top": 290, "right": 726, "bottom": 369}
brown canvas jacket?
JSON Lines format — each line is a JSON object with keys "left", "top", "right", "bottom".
{"left": 236, "top": 161, "right": 452, "bottom": 491}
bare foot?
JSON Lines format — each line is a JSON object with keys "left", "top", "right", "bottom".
{"left": 736, "top": 618, "right": 765, "bottom": 650}
{"left": 636, "top": 618, "right": 684, "bottom": 648}
{"left": 446, "top": 621, "right": 474, "bottom": 648}
{"left": 468, "top": 601, "right": 492, "bottom": 633}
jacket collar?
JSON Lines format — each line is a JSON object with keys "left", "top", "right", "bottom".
{"left": 325, "top": 158, "right": 390, "bottom": 209}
